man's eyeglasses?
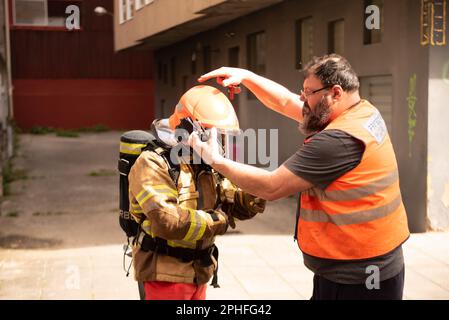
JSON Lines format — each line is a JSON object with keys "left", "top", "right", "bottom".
{"left": 300, "top": 85, "right": 333, "bottom": 99}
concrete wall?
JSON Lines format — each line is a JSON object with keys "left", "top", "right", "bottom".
{"left": 152, "top": 0, "right": 437, "bottom": 232}
{"left": 392, "top": 0, "right": 429, "bottom": 232}
{"left": 427, "top": 37, "right": 449, "bottom": 230}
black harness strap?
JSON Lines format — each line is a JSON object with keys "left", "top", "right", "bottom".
{"left": 138, "top": 233, "right": 217, "bottom": 265}
{"left": 143, "top": 141, "right": 180, "bottom": 184}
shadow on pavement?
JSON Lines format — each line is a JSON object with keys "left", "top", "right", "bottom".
{"left": 0, "top": 234, "right": 63, "bottom": 249}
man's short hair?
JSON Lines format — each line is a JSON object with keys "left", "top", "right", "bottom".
{"left": 303, "top": 54, "right": 360, "bottom": 92}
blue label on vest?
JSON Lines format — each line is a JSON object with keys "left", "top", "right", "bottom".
{"left": 363, "top": 111, "right": 387, "bottom": 144}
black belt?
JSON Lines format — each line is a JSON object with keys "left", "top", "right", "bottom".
{"left": 137, "top": 233, "right": 220, "bottom": 287}
{"left": 138, "top": 233, "right": 213, "bottom": 262}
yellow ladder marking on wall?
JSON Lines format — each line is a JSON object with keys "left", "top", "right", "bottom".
{"left": 421, "top": 0, "right": 447, "bottom": 46}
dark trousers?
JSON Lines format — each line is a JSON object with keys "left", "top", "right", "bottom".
{"left": 311, "top": 267, "right": 405, "bottom": 300}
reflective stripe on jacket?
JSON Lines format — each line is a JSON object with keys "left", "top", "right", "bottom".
{"left": 297, "top": 100, "right": 410, "bottom": 260}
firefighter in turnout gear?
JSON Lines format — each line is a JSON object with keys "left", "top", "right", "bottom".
{"left": 126, "top": 85, "right": 266, "bottom": 300}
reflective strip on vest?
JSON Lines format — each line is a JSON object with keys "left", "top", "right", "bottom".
{"left": 300, "top": 194, "right": 402, "bottom": 226}
{"left": 310, "top": 170, "right": 399, "bottom": 202}
{"left": 120, "top": 142, "right": 148, "bottom": 155}
{"left": 183, "top": 209, "right": 207, "bottom": 242}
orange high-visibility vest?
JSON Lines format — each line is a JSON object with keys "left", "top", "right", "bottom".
{"left": 297, "top": 100, "right": 410, "bottom": 260}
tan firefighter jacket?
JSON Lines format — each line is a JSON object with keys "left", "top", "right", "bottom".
{"left": 128, "top": 150, "right": 265, "bottom": 285}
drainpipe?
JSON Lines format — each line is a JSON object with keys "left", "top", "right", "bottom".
{"left": 4, "top": 0, "right": 13, "bottom": 121}
{"left": 4, "top": 0, "right": 14, "bottom": 159}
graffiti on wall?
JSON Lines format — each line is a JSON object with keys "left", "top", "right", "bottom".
{"left": 421, "top": 0, "right": 447, "bottom": 46}
{"left": 407, "top": 74, "right": 418, "bottom": 158}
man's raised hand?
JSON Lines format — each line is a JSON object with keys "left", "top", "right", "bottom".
{"left": 198, "top": 67, "right": 249, "bottom": 91}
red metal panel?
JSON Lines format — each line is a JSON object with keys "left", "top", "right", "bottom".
{"left": 13, "top": 79, "right": 155, "bottom": 130}
{"left": 10, "top": 0, "right": 154, "bottom": 79}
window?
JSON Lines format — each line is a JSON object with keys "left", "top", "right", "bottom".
{"left": 360, "top": 75, "right": 393, "bottom": 135}
{"left": 170, "top": 57, "right": 176, "bottom": 87}
{"left": 364, "top": 0, "right": 384, "bottom": 44}
{"left": 135, "top": 0, "right": 144, "bottom": 10}
{"left": 228, "top": 46, "right": 239, "bottom": 68}
{"left": 247, "top": 31, "right": 266, "bottom": 75}
{"left": 247, "top": 31, "right": 266, "bottom": 99}
{"left": 228, "top": 46, "right": 240, "bottom": 108}
{"left": 203, "top": 46, "right": 211, "bottom": 73}
{"left": 119, "top": 0, "right": 133, "bottom": 24}
{"left": 160, "top": 99, "right": 166, "bottom": 118}
{"left": 119, "top": 0, "right": 125, "bottom": 23}
{"left": 157, "top": 61, "right": 162, "bottom": 80}
{"left": 295, "top": 17, "right": 314, "bottom": 69}
{"left": 13, "top": 0, "right": 47, "bottom": 26}
{"left": 328, "top": 19, "right": 345, "bottom": 55}
{"left": 191, "top": 51, "right": 197, "bottom": 75}
{"left": 182, "top": 75, "right": 188, "bottom": 93}
{"left": 162, "top": 64, "right": 168, "bottom": 85}
{"left": 12, "top": 0, "right": 82, "bottom": 28}
{"left": 131, "top": 0, "right": 155, "bottom": 11}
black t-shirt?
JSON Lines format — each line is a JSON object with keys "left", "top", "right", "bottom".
{"left": 284, "top": 130, "right": 364, "bottom": 190}
{"left": 283, "top": 129, "right": 404, "bottom": 284}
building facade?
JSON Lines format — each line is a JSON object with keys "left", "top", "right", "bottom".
{"left": 114, "top": 0, "right": 449, "bottom": 232}
{"left": 10, "top": 0, "right": 155, "bottom": 131}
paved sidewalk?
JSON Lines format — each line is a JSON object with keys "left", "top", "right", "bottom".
{"left": 1, "top": 231, "right": 449, "bottom": 300}
{"left": 1, "top": 132, "right": 448, "bottom": 300}
{"left": 210, "top": 231, "right": 449, "bottom": 300}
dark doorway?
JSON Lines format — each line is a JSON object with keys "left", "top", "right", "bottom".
{"left": 228, "top": 46, "right": 240, "bottom": 110}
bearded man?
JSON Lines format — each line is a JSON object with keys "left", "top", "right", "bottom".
{"left": 189, "top": 54, "right": 410, "bottom": 300}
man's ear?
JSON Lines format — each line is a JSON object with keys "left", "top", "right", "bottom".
{"left": 332, "top": 85, "right": 343, "bottom": 100}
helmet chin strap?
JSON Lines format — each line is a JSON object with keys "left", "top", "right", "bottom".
{"left": 185, "top": 117, "right": 210, "bottom": 142}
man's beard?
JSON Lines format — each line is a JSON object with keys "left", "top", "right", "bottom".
{"left": 299, "top": 97, "right": 332, "bottom": 135}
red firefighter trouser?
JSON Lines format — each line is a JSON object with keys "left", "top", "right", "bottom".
{"left": 144, "top": 281, "right": 207, "bottom": 300}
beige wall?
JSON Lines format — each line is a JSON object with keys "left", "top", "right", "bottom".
{"left": 114, "top": 0, "right": 225, "bottom": 51}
